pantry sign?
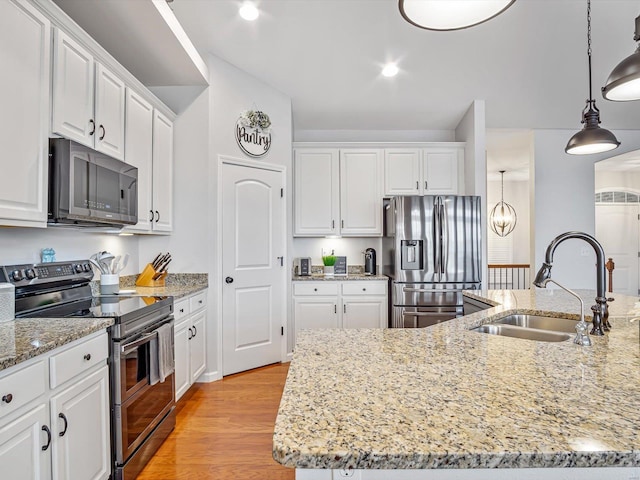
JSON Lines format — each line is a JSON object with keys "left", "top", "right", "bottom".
{"left": 235, "top": 110, "right": 272, "bottom": 157}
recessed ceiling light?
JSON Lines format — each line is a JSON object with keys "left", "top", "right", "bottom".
{"left": 382, "top": 64, "right": 399, "bottom": 77}
{"left": 239, "top": 2, "right": 259, "bottom": 21}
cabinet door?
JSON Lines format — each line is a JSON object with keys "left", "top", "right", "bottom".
{"left": 293, "top": 149, "right": 340, "bottom": 236}
{"left": 123, "top": 89, "right": 154, "bottom": 232}
{"left": 0, "top": 403, "right": 51, "bottom": 480}
{"left": 151, "top": 110, "right": 174, "bottom": 232}
{"left": 94, "top": 63, "right": 125, "bottom": 160}
{"left": 340, "top": 149, "right": 383, "bottom": 236}
{"left": 50, "top": 366, "right": 110, "bottom": 480}
{"left": 423, "top": 147, "right": 460, "bottom": 195}
{"left": 189, "top": 311, "right": 207, "bottom": 383}
{"left": 293, "top": 297, "right": 339, "bottom": 341}
{"left": 384, "top": 149, "right": 422, "bottom": 196}
{"left": 342, "top": 297, "right": 387, "bottom": 329}
{"left": 0, "top": 0, "right": 50, "bottom": 226}
{"left": 174, "top": 323, "right": 190, "bottom": 401}
{"left": 51, "top": 29, "right": 94, "bottom": 147}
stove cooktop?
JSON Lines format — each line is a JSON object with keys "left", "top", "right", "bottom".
{"left": 19, "top": 294, "right": 170, "bottom": 320}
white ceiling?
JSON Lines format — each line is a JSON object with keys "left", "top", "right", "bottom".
{"left": 53, "top": 0, "right": 640, "bottom": 176}
{"left": 167, "top": 0, "right": 640, "bottom": 132}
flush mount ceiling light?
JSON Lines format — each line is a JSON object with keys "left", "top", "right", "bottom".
{"left": 382, "top": 63, "right": 399, "bottom": 77}
{"left": 566, "top": 0, "right": 620, "bottom": 155}
{"left": 489, "top": 171, "right": 517, "bottom": 238}
{"left": 398, "top": 0, "right": 516, "bottom": 31}
{"left": 239, "top": 2, "right": 259, "bottom": 21}
{"left": 602, "top": 15, "right": 640, "bottom": 101}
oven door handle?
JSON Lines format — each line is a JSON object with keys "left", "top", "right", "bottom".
{"left": 403, "top": 311, "right": 457, "bottom": 317}
{"left": 121, "top": 331, "right": 157, "bottom": 354}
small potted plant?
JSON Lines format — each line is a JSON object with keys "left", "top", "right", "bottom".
{"left": 322, "top": 253, "right": 336, "bottom": 276}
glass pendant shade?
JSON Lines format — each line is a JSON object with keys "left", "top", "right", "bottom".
{"left": 489, "top": 171, "right": 517, "bottom": 237}
{"left": 602, "top": 16, "right": 640, "bottom": 101}
{"left": 398, "top": 0, "right": 516, "bottom": 31}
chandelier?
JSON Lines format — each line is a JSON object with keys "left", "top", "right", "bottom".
{"left": 489, "top": 171, "right": 517, "bottom": 237}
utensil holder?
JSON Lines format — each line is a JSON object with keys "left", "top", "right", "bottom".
{"left": 100, "top": 274, "right": 120, "bottom": 295}
{"left": 0, "top": 283, "right": 15, "bottom": 322}
{"left": 135, "top": 263, "right": 167, "bottom": 287}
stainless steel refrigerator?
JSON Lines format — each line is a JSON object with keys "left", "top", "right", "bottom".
{"left": 382, "top": 195, "right": 482, "bottom": 328}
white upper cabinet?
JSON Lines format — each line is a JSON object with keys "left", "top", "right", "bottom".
{"left": 384, "top": 145, "right": 464, "bottom": 196}
{"left": 151, "top": 110, "right": 174, "bottom": 233}
{"left": 294, "top": 149, "right": 340, "bottom": 236}
{"left": 339, "top": 149, "right": 383, "bottom": 236}
{"left": 93, "top": 63, "right": 126, "bottom": 159}
{"left": 123, "top": 89, "right": 153, "bottom": 232}
{"left": 0, "top": 0, "right": 50, "bottom": 227}
{"left": 294, "top": 148, "right": 383, "bottom": 237}
{"left": 52, "top": 29, "right": 125, "bottom": 160}
{"left": 384, "top": 148, "right": 422, "bottom": 196}
{"left": 422, "top": 146, "right": 462, "bottom": 195}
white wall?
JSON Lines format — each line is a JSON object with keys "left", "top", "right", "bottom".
{"left": 595, "top": 170, "right": 640, "bottom": 191}
{"left": 292, "top": 237, "right": 382, "bottom": 268}
{"left": 455, "top": 100, "right": 487, "bottom": 286}
{"left": 487, "top": 179, "right": 530, "bottom": 264}
{"left": 0, "top": 228, "right": 139, "bottom": 277}
{"left": 532, "top": 129, "right": 640, "bottom": 289}
{"left": 207, "top": 54, "right": 293, "bottom": 378}
{"left": 294, "top": 130, "right": 454, "bottom": 143}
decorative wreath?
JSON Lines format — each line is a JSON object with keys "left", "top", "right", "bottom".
{"left": 238, "top": 110, "right": 271, "bottom": 131}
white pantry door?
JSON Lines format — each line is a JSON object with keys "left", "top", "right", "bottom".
{"left": 595, "top": 203, "right": 639, "bottom": 296}
{"left": 221, "top": 161, "right": 285, "bottom": 375}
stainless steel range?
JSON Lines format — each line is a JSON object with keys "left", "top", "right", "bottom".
{"left": 4, "top": 260, "right": 175, "bottom": 480}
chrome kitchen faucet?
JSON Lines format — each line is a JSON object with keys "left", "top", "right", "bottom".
{"left": 533, "top": 231, "right": 612, "bottom": 336}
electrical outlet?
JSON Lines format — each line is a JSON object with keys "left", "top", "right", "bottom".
{"left": 333, "top": 469, "right": 360, "bottom": 479}
{"left": 580, "top": 246, "right": 590, "bottom": 257}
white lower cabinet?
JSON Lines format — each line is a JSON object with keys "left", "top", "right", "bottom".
{"left": 174, "top": 290, "right": 208, "bottom": 401}
{"left": 50, "top": 366, "right": 110, "bottom": 480}
{"left": 0, "top": 331, "right": 110, "bottom": 480}
{"left": 0, "top": 403, "right": 51, "bottom": 480}
{"left": 293, "top": 281, "right": 388, "bottom": 342}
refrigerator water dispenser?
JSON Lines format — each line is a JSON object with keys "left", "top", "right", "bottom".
{"left": 401, "top": 240, "right": 423, "bottom": 270}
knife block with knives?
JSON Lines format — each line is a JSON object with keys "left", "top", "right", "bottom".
{"left": 136, "top": 253, "right": 171, "bottom": 287}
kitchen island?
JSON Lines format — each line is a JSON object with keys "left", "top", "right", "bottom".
{"left": 273, "top": 289, "right": 640, "bottom": 479}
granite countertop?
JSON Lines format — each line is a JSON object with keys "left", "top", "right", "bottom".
{"left": 101, "top": 273, "right": 209, "bottom": 299}
{"left": 273, "top": 288, "right": 640, "bottom": 470}
{"left": 293, "top": 273, "right": 388, "bottom": 282}
{"left": 0, "top": 317, "right": 114, "bottom": 372}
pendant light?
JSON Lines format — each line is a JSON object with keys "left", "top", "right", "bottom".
{"left": 565, "top": 0, "right": 620, "bottom": 155}
{"left": 398, "top": 0, "right": 516, "bottom": 31}
{"left": 489, "top": 171, "right": 517, "bottom": 237}
{"left": 602, "top": 15, "right": 640, "bottom": 101}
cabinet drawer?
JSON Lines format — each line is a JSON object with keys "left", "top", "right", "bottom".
{"left": 174, "top": 298, "right": 190, "bottom": 323}
{"left": 49, "top": 332, "right": 108, "bottom": 389}
{"left": 190, "top": 291, "right": 207, "bottom": 312}
{"left": 0, "top": 361, "right": 46, "bottom": 419}
{"left": 293, "top": 282, "right": 339, "bottom": 296}
{"left": 342, "top": 282, "right": 387, "bottom": 296}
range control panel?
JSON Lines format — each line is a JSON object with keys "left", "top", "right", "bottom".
{"left": 1, "top": 260, "right": 94, "bottom": 287}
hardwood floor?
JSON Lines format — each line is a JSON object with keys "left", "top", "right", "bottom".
{"left": 138, "top": 363, "right": 295, "bottom": 480}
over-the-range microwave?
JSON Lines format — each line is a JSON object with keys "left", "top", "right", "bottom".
{"left": 48, "top": 139, "right": 138, "bottom": 228}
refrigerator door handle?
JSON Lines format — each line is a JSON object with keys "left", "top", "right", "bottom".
{"left": 402, "top": 287, "right": 462, "bottom": 294}
{"left": 432, "top": 199, "right": 440, "bottom": 276}
{"left": 439, "top": 199, "right": 447, "bottom": 275}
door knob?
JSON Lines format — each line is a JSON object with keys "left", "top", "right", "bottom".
{"left": 225, "top": 277, "right": 234, "bottom": 284}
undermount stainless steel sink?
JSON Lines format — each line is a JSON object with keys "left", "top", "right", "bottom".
{"left": 472, "top": 324, "right": 572, "bottom": 342}
{"left": 493, "top": 314, "right": 580, "bottom": 333}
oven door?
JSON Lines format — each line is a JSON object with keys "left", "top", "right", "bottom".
{"left": 112, "top": 319, "right": 175, "bottom": 464}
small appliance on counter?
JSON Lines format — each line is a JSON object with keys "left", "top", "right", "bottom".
{"left": 364, "top": 248, "right": 377, "bottom": 275}
{"left": 293, "top": 257, "right": 312, "bottom": 276}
